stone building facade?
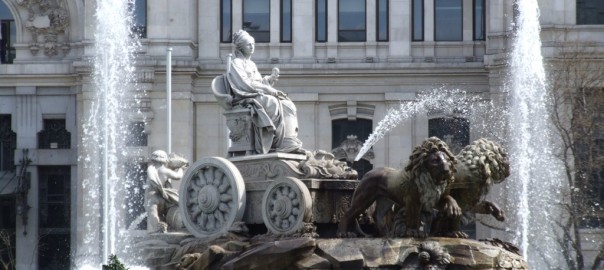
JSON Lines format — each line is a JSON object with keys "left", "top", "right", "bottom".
{"left": 0, "top": 0, "right": 602, "bottom": 268}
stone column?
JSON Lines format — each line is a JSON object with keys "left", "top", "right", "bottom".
{"left": 462, "top": 0, "right": 473, "bottom": 57}
{"left": 292, "top": 0, "right": 314, "bottom": 62}
{"left": 423, "top": 0, "right": 435, "bottom": 57}
{"left": 14, "top": 88, "right": 40, "bottom": 270}
{"left": 74, "top": 80, "right": 103, "bottom": 268}
{"left": 199, "top": 0, "right": 221, "bottom": 62}
{"left": 270, "top": 0, "right": 281, "bottom": 59}
{"left": 232, "top": 0, "right": 243, "bottom": 36}
{"left": 366, "top": 0, "right": 377, "bottom": 59}
{"left": 327, "top": 0, "right": 338, "bottom": 59}
{"left": 388, "top": 0, "right": 411, "bottom": 61}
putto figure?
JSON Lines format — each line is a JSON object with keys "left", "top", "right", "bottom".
{"left": 226, "top": 29, "right": 304, "bottom": 154}
{"left": 146, "top": 150, "right": 188, "bottom": 233}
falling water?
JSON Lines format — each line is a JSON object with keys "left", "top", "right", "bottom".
{"left": 355, "top": 89, "right": 501, "bottom": 161}
{"left": 506, "top": 0, "right": 563, "bottom": 267}
{"left": 79, "top": 0, "right": 142, "bottom": 267}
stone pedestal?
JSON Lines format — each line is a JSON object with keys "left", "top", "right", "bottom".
{"left": 153, "top": 237, "right": 529, "bottom": 270}
{"left": 224, "top": 108, "right": 255, "bottom": 156}
{"left": 134, "top": 232, "right": 194, "bottom": 269}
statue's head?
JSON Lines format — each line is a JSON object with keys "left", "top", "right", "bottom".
{"left": 150, "top": 150, "right": 168, "bottom": 165}
{"left": 233, "top": 29, "right": 255, "bottom": 56}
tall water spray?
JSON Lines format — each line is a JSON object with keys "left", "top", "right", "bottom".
{"left": 506, "top": 0, "right": 563, "bottom": 267}
{"left": 80, "top": 0, "right": 140, "bottom": 267}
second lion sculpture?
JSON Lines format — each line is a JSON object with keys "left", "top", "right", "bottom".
{"left": 337, "top": 137, "right": 461, "bottom": 238}
{"left": 430, "top": 138, "right": 510, "bottom": 238}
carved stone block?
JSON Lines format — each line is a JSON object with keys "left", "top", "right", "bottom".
{"left": 224, "top": 108, "right": 254, "bottom": 156}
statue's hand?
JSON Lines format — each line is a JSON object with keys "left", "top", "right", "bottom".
{"left": 276, "top": 90, "right": 288, "bottom": 100}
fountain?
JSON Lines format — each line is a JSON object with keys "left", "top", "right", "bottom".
{"left": 503, "top": 0, "right": 564, "bottom": 268}
{"left": 352, "top": 0, "right": 565, "bottom": 268}
{"left": 75, "top": 0, "right": 566, "bottom": 268}
{"left": 79, "top": 0, "right": 142, "bottom": 268}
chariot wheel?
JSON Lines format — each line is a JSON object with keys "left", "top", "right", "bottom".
{"left": 179, "top": 157, "right": 246, "bottom": 238}
{"left": 261, "top": 177, "right": 312, "bottom": 235}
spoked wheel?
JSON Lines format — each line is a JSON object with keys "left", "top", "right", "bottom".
{"left": 261, "top": 177, "right": 312, "bottom": 235}
{"left": 179, "top": 157, "right": 246, "bottom": 238}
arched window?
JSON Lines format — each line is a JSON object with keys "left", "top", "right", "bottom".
{"left": 428, "top": 117, "right": 469, "bottom": 154}
{"left": 332, "top": 118, "right": 373, "bottom": 178}
{"left": 0, "top": 1, "right": 16, "bottom": 64}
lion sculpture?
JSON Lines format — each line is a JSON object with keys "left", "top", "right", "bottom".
{"left": 337, "top": 137, "right": 461, "bottom": 238}
{"left": 430, "top": 138, "right": 510, "bottom": 238}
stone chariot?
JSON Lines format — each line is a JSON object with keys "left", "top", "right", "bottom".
{"left": 178, "top": 55, "right": 357, "bottom": 238}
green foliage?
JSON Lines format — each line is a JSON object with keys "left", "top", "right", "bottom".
{"left": 102, "top": 254, "right": 129, "bottom": 270}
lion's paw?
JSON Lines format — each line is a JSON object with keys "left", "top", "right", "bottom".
{"left": 336, "top": 231, "right": 357, "bottom": 238}
{"left": 404, "top": 228, "right": 427, "bottom": 238}
{"left": 447, "top": 231, "right": 469, "bottom": 239}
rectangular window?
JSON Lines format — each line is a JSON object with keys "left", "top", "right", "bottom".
{"left": 0, "top": 20, "right": 16, "bottom": 64}
{"left": 243, "top": 0, "right": 270, "bottom": 43}
{"left": 316, "top": 0, "right": 328, "bottom": 42}
{"left": 38, "top": 166, "right": 71, "bottom": 269}
{"left": 38, "top": 119, "right": 71, "bottom": 149}
{"left": 125, "top": 122, "right": 148, "bottom": 147}
{"left": 434, "top": 0, "right": 462, "bottom": 41}
{"left": 281, "top": 0, "right": 292, "bottom": 42}
{"left": 0, "top": 115, "right": 16, "bottom": 171}
{"left": 376, "top": 0, "right": 389, "bottom": 42}
{"left": 132, "top": 0, "right": 147, "bottom": 38}
{"left": 0, "top": 197, "right": 16, "bottom": 270}
{"left": 473, "top": 0, "right": 485, "bottom": 40}
{"left": 338, "top": 0, "right": 366, "bottom": 42}
{"left": 412, "top": 0, "right": 423, "bottom": 41}
{"left": 221, "top": 0, "right": 233, "bottom": 43}
{"left": 577, "top": 0, "right": 604, "bottom": 25}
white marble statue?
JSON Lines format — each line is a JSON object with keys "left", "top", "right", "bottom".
{"left": 226, "top": 29, "right": 304, "bottom": 154}
{"left": 146, "top": 150, "right": 188, "bottom": 233}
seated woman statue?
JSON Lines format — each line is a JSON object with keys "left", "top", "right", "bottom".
{"left": 226, "top": 29, "right": 304, "bottom": 154}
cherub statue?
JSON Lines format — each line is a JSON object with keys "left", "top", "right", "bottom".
{"left": 146, "top": 150, "right": 188, "bottom": 233}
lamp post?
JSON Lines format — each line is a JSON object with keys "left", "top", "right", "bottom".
{"left": 166, "top": 47, "right": 172, "bottom": 153}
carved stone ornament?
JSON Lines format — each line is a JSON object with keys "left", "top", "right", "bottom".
{"left": 179, "top": 157, "right": 246, "bottom": 238}
{"left": 17, "top": 0, "right": 70, "bottom": 56}
{"left": 299, "top": 150, "right": 358, "bottom": 179}
{"left": 332, "top": 134, "right": 375, "bottom": 163}
{"left": 230, "top": 152, "right": 357, "bottom": 182}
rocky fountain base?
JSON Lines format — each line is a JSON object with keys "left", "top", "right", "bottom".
{"left": 135, "top": 232, "right": 528, "bottom": 270}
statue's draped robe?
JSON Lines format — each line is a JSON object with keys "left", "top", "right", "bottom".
{"left": 227, "top": 55, "right": 302, "bottom": 154}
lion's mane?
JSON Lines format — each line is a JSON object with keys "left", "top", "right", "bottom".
{"left": 455, "top": 138, "right": 509, "bottom": 196}
{"left": 401, "top": 137, "right": 457, "bottom": 210}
